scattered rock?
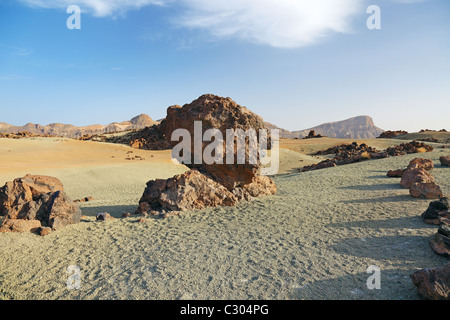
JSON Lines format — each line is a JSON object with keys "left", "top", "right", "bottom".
{"left": 138, "top": 218, "right": 148, "bottom": 223}
{"left": 400, "top": 168, "right": 435, "bottom": 189}
{"left": 411, "top": 263, "right": 450, "bottom": 300}
{"left": 0, "top": 219, "right": 41, "bottom": 233}
{"left": 410, "top": 182, "right": 443, "bottom": 199}
{"left": 96, "top": 212, "right": 114, "bottom": 221}
{"left": 74, "top": 196, "right": 94, "bottom": 203}
{"left": 440, "top": 156, "right": 450, "bottom": 167}
{"left": 422, "top": 197, "right": 450, "bottom": 225}
{"left": 39, "top": 227, "right": 52, "bottom": 236}
{"left": 121, "top": 212, "right": 131, "bottom": 218}
{"left": 387, "top": 169, "right": 404, "bottom": 178}
{"left": 407, "top": 158, "right": 434, "bottom": 171}
{"left": 429, "top": 233, "right": 450, "bottom": 258}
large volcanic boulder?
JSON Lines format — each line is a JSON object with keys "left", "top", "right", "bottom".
{"left": 400, "top": 168, "right": 435, "bottom": 188}
{"left": 136, "top": 94, "right": 277, "bottom": 215}
{"left": 0, "top": 175, "right": 81, "bottom": 232}
{"left": 411, "top": 263, "right": 450, "bottom": 300}
{"left": 159, "top": 94, "right": 268, "bottom": 189}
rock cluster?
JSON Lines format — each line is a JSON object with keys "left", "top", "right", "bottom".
{"left": 136, "top": 94, "right": 277, "bottom": 215}
{"left": 388, "top": 158, "right": 443, "bottom": 199}
{"left": 0, "top": 175, "right": 81, "bottom": 234}
{"left": 411, "top": 199, "right": 450, "bottom": 300}
{"left": 302, "top": 142, "right": 385, "bottom": 172}
{"left": 385, "top": 141, "right": 433, "bottom": 156}
{"left": 377, "top": 130, "right": 408, "bottom": 139}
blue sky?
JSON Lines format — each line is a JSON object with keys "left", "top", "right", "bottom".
{"left": 0, "top": 0, "right": 449, "bottom": 132}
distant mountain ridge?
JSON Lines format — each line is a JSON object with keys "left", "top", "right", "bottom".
{"left": 266, "top": 115, "right": 384, "bottom": 139}
{"left": 0, "top": 114, "right": 156, "bottom": 138}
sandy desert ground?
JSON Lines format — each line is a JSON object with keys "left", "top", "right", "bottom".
{"left": 0, "top": 137, "right": 449, "bottom": 300}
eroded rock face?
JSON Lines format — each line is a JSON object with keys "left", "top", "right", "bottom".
{"left": 0, "top": 175, "right": 81, "bottom": 233}
{"left": 411, "top": 263, "right": 450, "bottom": 300}
{"left": 400, "top": 168, "right": 435, "bottom": 189}
{"left": 410, "top": 182, "right": 443, "bottom": 199}
{"left": 0, "top": 174, "right": 64, "bottom": 218}
{"left": 159, "top": 94, "right": 268, "bottom": 189}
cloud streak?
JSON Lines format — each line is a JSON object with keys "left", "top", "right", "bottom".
{"left": 17, "top": 0, "right": 426, "bottom": 48}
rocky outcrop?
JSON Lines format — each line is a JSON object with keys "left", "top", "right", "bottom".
{"left": 411, "top": 263, "right": 450, "bottom": 300}
{"left": 385, "top": 141, "right": 433, "bottom": 156}
{"left": 377, "top": 130, "right": 408, "bottom": 139}
{"left": 0, "top": 175, "right": 81, "bottom": 233}
{"left": 136, "top": 94, "right": 277, "bottom": 215}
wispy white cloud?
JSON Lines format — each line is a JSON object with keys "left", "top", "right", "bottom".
{"left": 175, "top": 0, "right": 363, "bottom": 48}
{"left": 17, "top": 0, "right": 429, "bottom": 48}
{"left": 0, "top": 43, "right": 34, "bottom": 56}
{"left": 18, "top": 0, "right": 166, "bottom": 17}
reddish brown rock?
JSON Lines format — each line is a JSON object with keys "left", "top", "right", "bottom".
{"left": 39, "top": 227, "right": 52, "bottom": 236}
{"left": 96, "top": 212, "right": 114, "bottom": 221}
{"left": 136, "top": 169, "right": 276, "bottom": 214}
{"left": 407, "top": 158, "right": 434, "bottom": 171}
{"left": 410, "top": 182, "right": 443, "bottom": 199}
{"left": 159, "top": 94, "right": 269, "bottom": 189}
{"left": 387, "top": 169, "right": 404, "bottom": 178}
{"left": 0, "top": 219, "right": 41, "bottom": 233}
{"left": 422, "top": 198, "right": 449, "bottom": 224}
{"left": 411, "top": 263, "right": 450, "bottom": 300}
{"left": 0, "top": 175, "right": 81, "bottom": 232}
{"left": 400, "top": 168, "right": 435, "bottom": 189}
{"left": 0, "top": 174, "right": 64, "bottom": 218}
{"left": 429, "top": 233, "right": 450, "bottom": 258}
{"left": 440, "top": 156, "right": 450, "bottom": 167}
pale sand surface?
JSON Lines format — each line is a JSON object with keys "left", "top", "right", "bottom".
{"left": 0, "top": 138, "right": 449, "bottom": 300}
